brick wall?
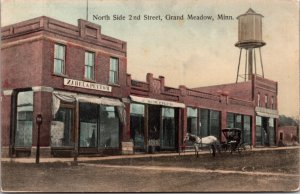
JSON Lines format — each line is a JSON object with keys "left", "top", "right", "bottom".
{"left": 2, "top": 16, "right": 129, "bottom": 98}
{"left": 193, "top": 81, "right": 253, "bottom": 101}
{"left": 277, "top": 126, "right": 298, "bottom": 145}
{"left": 253, "top": 75, "right": 278, "bottom": 109}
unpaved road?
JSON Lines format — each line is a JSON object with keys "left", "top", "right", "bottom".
{"left": 1, "top": 147, "right": 299, "bottom": 192}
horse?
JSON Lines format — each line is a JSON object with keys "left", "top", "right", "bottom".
{"left": 183, "top": 133, "right": 221, "bottom": 157}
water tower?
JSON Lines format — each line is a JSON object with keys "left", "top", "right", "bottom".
{"left": 235, "top": 8, "right": 266, "bottom": 82}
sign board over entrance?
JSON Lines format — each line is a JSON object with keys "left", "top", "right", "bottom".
{"left": 130, "top": 95, "right": 185, "bottom": 108}
{"left": 64, "top": 78, "right": 112, "bottom": 92}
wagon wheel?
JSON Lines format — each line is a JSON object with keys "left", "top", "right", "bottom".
{"left": 229, "top": 143, "right": 235, "bottom": 154}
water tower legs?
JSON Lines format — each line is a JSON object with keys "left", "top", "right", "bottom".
{"left": 236, "top": 47, "right": 264, "bottom": 83}
{"left": 248, "top": 49, "right": 253, "bottom": 80}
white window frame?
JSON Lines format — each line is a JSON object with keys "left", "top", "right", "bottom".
{"left": 84, "top": 51, "right": 95, "bottom": 80}
{"left": 54, "top": 44, "right": 66, "bottom": 75}
{"left": 265, "top": 95, "right": 268, "bottom": 108}
{"left": 109, "top": 57, "right": 119, "bottom": 84}
{"left": 257, "top": 93, "right": 261, "bottom": 107}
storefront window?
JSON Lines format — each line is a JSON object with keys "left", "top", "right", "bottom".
{"left": 130, "top": 104, "right": 145, "bottom": 148}
{"left": 79, "top": 103, "right": 120, "bottom": 149}
{"left": 187, "top": 107, "right": 198, "bottom": 135}
{"left": 227, "top": 113, "right": 234, "bottom": 128}
{"left": 244, "top": 116, "right": 251, "bottom": 145}
{"left": 235, "top": 114, "right": 242, "bottom": 129}
{"left": 99, "top": 106, "right": 119, "bottom": 148}
{"left": 256, "top": 116, "right": 263, "bottom": 145}
{"left": 269, "top": 118, "right": 275, "bottom": 146}
{"left": 210, "top": 110, "right": 220, "bottom": 138}
{"left": 79, "top": 103, "right": 98, "bottom": 147}
{"left": 51, "top": 107, "right": 73, "bottom": 147}
{"left": 199, "top": 109, "right": 209, "bottom": 137}
{"left": 15, "top": 91, "right": 33, "bottom": 147}
{"left": 161, "top": 108, "right": 175, "bottom": 149}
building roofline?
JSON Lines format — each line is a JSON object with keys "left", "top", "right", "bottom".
{"left": 1, "top": 16, "right": 127, "bottom": 54}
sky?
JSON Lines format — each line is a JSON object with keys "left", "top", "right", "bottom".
{"left": 1, "top": 0, "right": 299, "bottom": 117}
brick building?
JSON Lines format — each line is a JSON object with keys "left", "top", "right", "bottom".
{"left": 277, "top": 126, "right": 298, "bottom": 146}
{"left": 1, "top": 16, "right": 278, "bottom": 158}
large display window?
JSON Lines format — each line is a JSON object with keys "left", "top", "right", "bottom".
{"left": 199, "top": 109, "right": 209, "bottom": 137}
{"left": 269, "top": 118, "right": 275, "bottom": 146}
{"left": 210, "top": 110, "right": 220, "bottom": 138}
{"left": 79, "top": 103, "right": 98, "bottom": 148}
{"left": 243, "top": 115, "right": 251, "bottom": 145}
{"left": 79, "top": 103, "right": 120, "bottom": 149}
{"left": 99, "top": 106, "right": 119, "bottom": 148}
{"left": 15, "top": 91, "right": 33, "bottom": 147}
{"left": 51, "top": 106, "right": 74, "bottom": 147}
{"left": 187, "top": 107, "right": 198, "bottom": 135}
{"left": 130, "top": 104, "right": 145, "bottom": 148}
{"left": 255, "top": 116, "right": 264, "bottom": 146}
{"left": 161, "top": 108, "right": 176, "bottom": 149}
{"left": 227, "top": 112, "right": 252, "bottom": 145}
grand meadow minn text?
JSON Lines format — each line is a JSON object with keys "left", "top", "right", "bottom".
{"left": 93, "top": 14, "right": 234, "bottom": 21}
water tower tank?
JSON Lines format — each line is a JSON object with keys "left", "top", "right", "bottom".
{"left": 235, "top": 8, "right": 266, "bottom": 49}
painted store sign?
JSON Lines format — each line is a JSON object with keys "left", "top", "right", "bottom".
{"left": 64, "top": 78, "right": 112, "bottom": 92}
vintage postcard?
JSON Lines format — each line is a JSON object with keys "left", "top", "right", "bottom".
{"left": 1, "top": 0, "right": 299, "bottom": 192}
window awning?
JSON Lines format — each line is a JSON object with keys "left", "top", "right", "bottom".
{"left": 130, "top": 95, "right": 185, "bottom": 108}
{"left": 76, "top": 95, "right": 126, "bottom": 126}
{"left": 77, "top": 96, "right": 124, "bottom": 107}
{"left": 52, "top": 91, "right": 125, "bottom": 116}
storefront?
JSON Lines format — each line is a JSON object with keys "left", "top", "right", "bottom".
{"left": 1, "top": 16, "right": 280, "bottom": 158}
{"left": 51, "top": 91, "right": 125, "bottom": 156}
{"left": 13, "top": 90, "right": 34, "bottom": 156}
{"left": 255, "top": 107, "right": 278, "bottom": 146}
{"left": 255, "top": 116, "right": 276, "bottom": 146}
{"left": 187, "top": 107, "right": 221, "bottom": 139}
{"left": 129, "top": 96, "right": 185, "bottom": 152}
{"left": 226, "top": 112, "right": 252, "bottom": 145}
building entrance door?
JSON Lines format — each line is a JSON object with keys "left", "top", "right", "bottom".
{"left": 148, "top": 105, "right": 161, "bottom": 151}
{"left": 262, "top": 117, "right": 269, "bottom": 146}
{"left": 161, "top": 107, "right": 176, "bottom": 149}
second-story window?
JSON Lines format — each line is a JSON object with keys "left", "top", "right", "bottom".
{"left": 265, "top": 95, "right": 268, "bottom": 108}
{"left": 109, "top": 57, "right": 119, "bottom": 84}
{"left": 271, "top": 96, "right": 275, "bottom": 109}
{"left": 85, "top": 51, "right": 95, "bottom": 80}
{"left": 54, "top": 44, "right": 65, "bottom": 75}
{"left": 257, "top": 93, "right": 261, "bottom": 107}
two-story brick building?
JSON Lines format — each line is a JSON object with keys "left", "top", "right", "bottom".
{"left": 1, "top": 16, "right": 278, "bottom": 158}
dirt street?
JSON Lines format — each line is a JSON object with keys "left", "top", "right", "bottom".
{"left": 1, "top": 147, "right": 299, "bottom": 192}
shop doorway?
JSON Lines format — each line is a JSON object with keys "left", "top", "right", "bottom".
{"left": 262, "top": 117, "right": 269, "bottom": 146}
{"left": 255, "top": 116, "right": 275, "bottom": 146}
{"left": 130, "top": 104, "right": 179, "bottom": 152}
{"left": 148, "top": 105, "right": 161, "bottom": 151}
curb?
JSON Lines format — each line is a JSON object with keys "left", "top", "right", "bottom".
{"left": 1, "top": 146, "right": 299, "bottom": 164}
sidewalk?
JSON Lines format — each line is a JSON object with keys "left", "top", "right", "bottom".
{"left": 1, "top": 146, "right": 299, "bottom": 164}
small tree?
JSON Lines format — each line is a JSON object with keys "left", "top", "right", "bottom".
{"left": 278, "top": 115, "right": 299, "bottom": 126}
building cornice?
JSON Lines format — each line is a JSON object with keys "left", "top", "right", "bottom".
{"left": 1, "top": 34, "right": 127, "bottom": 59}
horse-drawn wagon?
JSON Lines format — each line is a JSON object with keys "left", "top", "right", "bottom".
{"left": 221, "top": 128, "right": 245, "bottom": 154}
